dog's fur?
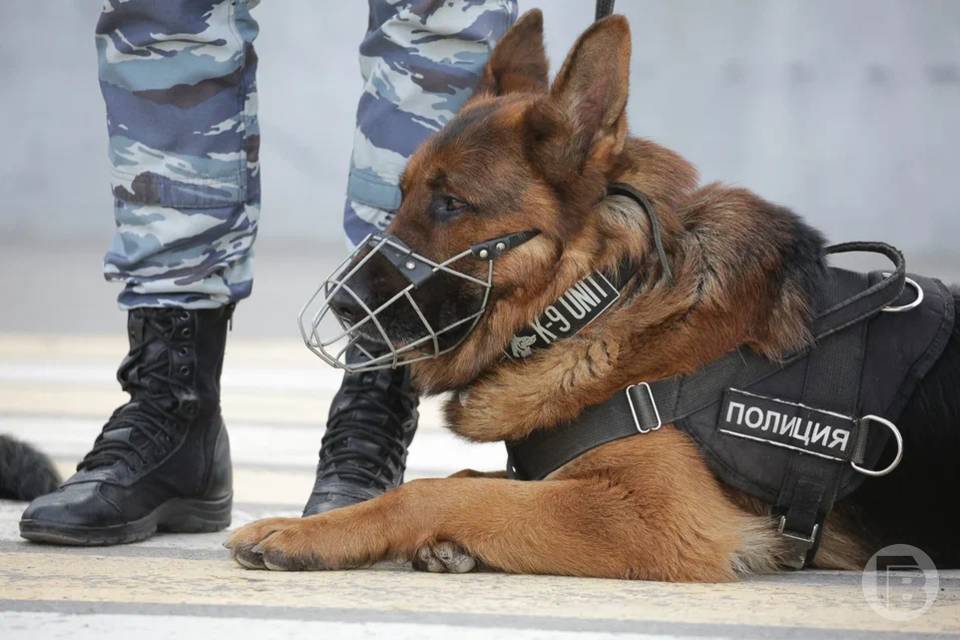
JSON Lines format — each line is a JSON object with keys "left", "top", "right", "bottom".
{"left": 0, "top": 435, "right": 61, "bottom": 501}
{"left": 228, "top": 11, "right": 960, "bottom": 580}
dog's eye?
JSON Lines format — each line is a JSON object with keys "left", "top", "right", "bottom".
{"left": 445, "top": 197, "right": 467, "bottom": 212}
{"left": 431, "top": 194, "right": 470, "bottom": 221}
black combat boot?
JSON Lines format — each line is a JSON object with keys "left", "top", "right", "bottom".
{"left": 19, "top": 306, "right": 234, "bottom": 545}
{"left": 303, "top": 350, "right": 419, "bottom": 516}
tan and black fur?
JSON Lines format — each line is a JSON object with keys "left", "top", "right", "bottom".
{"left": 227, "top": 11, "right": 959, "bottom": 581}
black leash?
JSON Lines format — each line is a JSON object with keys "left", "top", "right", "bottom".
{"left": 607, "top": 182, "right": 673, "bottom": 286}
{"left": 595, "top": 0, "right": 616, "bottom": 20}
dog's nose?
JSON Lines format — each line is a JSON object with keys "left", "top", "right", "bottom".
{"left": 330, "top": 288, "right": 365, "bottom": 326}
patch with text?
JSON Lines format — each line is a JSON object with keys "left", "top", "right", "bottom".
{"left": 719, "top": 388, "right": 859, "bottom": 462}
{"left": 506, "top": 272, "right": 621, "bottom": 359}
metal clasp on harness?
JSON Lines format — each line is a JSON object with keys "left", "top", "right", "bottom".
{"left": 882, "top": 274, "right": 924, "bottom": 313}
{"left": 625, "top": 382, "right": 662, "bottom": 433}
{"left": 851, "top": 414, "right": 904, "bottom": 477}
{"left": 777, "top": 516, "right": 819, "bottom": 570}
{"left": 777, "top": 516, "right": 819, "bottom": 545}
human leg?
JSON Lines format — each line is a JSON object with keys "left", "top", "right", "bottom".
{"left": 20, "top": 0, "right": 261, "bottom": 545}
{"left": 303, "top": 0, "right": 517, "bottom": 515}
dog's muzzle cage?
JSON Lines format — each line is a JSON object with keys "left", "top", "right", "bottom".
{"left": 299, "top": 230, "right": 540, "bottom": 372}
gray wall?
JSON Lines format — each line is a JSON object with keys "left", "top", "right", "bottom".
{"left": 2, "top": 0, "right": 958, "bottom": 259}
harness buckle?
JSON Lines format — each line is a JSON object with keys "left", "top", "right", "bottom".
{"left": 625, "top": 382, "right": 662, "bottom": 434}
{"left": 777, "top": 516, "right": 819, "bottom": 544}
{"left": 777, "top": 516, "right": 819, "bottom": 569}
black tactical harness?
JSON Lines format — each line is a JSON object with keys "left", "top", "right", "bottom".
{"left": 504, "top": 186, "right": 956, "bottom": 569}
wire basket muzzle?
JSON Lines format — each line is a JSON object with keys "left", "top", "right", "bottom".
{"left": 298, "top": 234, "right": 493, "bottom": 372}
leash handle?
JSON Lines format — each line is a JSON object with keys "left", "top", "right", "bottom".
{"left": 812, "top": 242, "right": 907, "bottom": 341}
{"left": 595, "top": 0, "right": 616, "bottom": 20}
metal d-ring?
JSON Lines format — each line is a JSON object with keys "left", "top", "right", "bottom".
{"left": 851, "top": 414, "right": 903, "bottom": 477}
{"left": 882, "top": 273, "right": 923, "bottom": 313}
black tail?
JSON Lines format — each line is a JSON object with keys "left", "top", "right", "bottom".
{"left": 0, "top": 434, "right": 61, "bottom": 501}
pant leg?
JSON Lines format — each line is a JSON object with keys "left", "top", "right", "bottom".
{"left": 97, "top": 0, "right": 261, "bottom": 309}
{"left": 343, "top": 0, "right": 518, "bottom": 246}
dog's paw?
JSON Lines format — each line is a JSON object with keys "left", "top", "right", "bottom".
{"left": 412, "top": 540, "right": 477, "bottom": 574}
{"left": 225, "top": 517, "right": 323, "bottom": 571}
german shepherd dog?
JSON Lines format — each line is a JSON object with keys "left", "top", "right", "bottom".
{"left": 227, "top": 12, "right": 959, "bottom": 580}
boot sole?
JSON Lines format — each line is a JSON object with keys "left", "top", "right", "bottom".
{"left": 19, "top": 493, "right": 233, "bottom": 546}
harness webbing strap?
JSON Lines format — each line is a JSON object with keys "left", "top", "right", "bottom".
{"left": 507, "top": 347, "right": 778, "bottom": 480}
{"left": 774, "top": 306, "right": 869, "bottom": 567}
{"left": 505, "top": 244, "right": 907, "bottom": 483}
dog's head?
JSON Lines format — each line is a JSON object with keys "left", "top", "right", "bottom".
{"left": 332, "top": 11, "right": 637, "bottom": 388}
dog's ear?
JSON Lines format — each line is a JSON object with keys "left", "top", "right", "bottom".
{"left": 549, "top": 15, "right": 631, "bottom": 167}
{"left": 474, "top": 9, "right": 548, "bottom": 96}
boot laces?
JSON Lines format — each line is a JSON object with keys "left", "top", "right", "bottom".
{"left": 316, "top": 370, "right": 415, "bottom": 491}
{"left": 78, "top": 313, "right": 193, "bottom": 472}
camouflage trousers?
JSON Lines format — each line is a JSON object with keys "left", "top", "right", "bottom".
{"left": 98, "top": 0, "right": 517, "bottom": 309}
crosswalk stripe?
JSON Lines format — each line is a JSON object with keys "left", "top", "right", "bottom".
{"left": 0, "top": 387, "right": 449, "bottom": 428}
{"left": 0, "top": 609, "right": 700, "bottom": 640}
{"left": 6, "top": 605, "right": 954, "bottom": 640}
{"left": 0, "top": 414, "right": 506, "bottom": 493}
{"left": 1, "top": 553, "right": 956, "bottom": 635}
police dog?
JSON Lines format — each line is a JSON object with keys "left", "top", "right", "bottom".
{"left": 227, "top": 11, "right": 960, "bottom": 580}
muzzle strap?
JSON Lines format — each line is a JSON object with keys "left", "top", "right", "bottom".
{"left": 471, "top": 230, "right": 541, "bottom": 260}
{"left": 370, "top": 235, "right": 437, "bottom": 287}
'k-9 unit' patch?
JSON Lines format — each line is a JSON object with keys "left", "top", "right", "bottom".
{"left": 506, "top": 272, "right": 621, "bottom": 360}
{"left": 718, "top": 388, "right": 861, "bottom": 462}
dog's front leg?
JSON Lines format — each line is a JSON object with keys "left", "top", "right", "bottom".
{"left": 226, "top": 474, "right": 739, "bottom": 580}
{"left": 226, "top": 477, "right": 565, "bottom": 573}
{"left": 225, "top": 488, "right": 411, "bottom": 571}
